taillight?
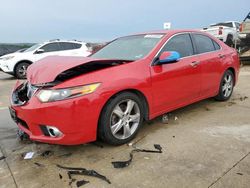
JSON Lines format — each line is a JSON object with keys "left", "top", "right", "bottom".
{"left": 239, "top": 23, "right": 243, "bottom": 32}
{"left": 218, "top": 27, "right": 223, "bottom": 35}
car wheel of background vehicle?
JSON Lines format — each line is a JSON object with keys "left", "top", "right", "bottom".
{"left": 215, "top": 70, "right": 234, "bottom": 101}
{"left": 98, "top": 92, "right": 144, "bottom": 145}
{"left": 15, "top": 62, "right": 30, "bottom": 79}
{"left": 225, "top": 35, "right": 233, "bottom": 47}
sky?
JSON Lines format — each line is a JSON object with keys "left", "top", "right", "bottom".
{"left": 0, "top": 0, "right": 249, "bottom": 43}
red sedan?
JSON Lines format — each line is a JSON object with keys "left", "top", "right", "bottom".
{"left": 10, "top": 30, "right": 240, "bottom": 145}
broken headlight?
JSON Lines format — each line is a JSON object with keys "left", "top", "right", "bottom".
{"left": 37, "top": 83, "right": 100, "bottom": 103}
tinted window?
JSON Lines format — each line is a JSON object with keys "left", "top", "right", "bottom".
{"left": 193, "top": 34, "right": 215, "bottom": 54}
{"left": 235, "top": 22, "right": 240, "bottom": 29}
{"left": 210, "top": 22, "right": 233, "bottom": 27}
{"left": 74, "top": 43, "right": 82, "bottom": 49}
{"left": 213, "top": 40, "right": 221, "bottom": 50}
{"left": 59, "top": 42, "right": 82, "bottom": 50}
{"left": 40, "top": 43, "right": 61, "bottom": 52}
{"left": 160, "top": 34, "right": 194, "bottom": 58}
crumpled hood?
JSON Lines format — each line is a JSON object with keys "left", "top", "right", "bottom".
{"left": 27, "top": 56, "right": 103, "bottom": 85}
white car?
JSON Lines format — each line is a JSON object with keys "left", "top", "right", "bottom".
{"left": 202, "top": 21, "right": 240, "bottom": 46}
{"left": 0, "top": 40, "right": 91, "bottom": 79}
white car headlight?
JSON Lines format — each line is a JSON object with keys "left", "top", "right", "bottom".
{"left": 37, "top": 83, "right": 101, "bottom": 103}
{"left": 0, "top": 56, "right": 15, "bottom": 61}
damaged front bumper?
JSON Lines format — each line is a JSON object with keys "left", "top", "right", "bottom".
{"left": 10, "top": 81, "right": 103, "bottom": 145}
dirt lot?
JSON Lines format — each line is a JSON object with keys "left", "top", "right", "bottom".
{"left": 0, "top": 66, "right": 250, "bottom": 188}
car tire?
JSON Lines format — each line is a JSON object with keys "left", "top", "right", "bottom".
{"left": 98, "top": 92, "right": 144, "bottom": 145}
{"left": 215, "top": 70, "right": 234, "bottom": 101}
{"left": 225, "top": 35, "right": 234, "bottom": 47}
{"left": 15, "top": 62, "right": 30, "bottom": 79}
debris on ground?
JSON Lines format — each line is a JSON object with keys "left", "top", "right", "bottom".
{"left": 240, "top": 96, "right": 248, "bottom": 101}
{"left": 17, "top": 129, "right": 30, "bottom": 141}
{"left": 205, "top": 106, "right": 211, "bottom": 111}
{"left": 112, "top": 144, "right": 163, "bottom": 168}
{"left": 24, "top": 152, "right": 35, "bottom": 159}
{"left": 236, "top": 172, "right": 243, "bottom": 176}
{"left": 174, "top": 116, "right": 178, "bottom": 121}
{"left": 40, "top": 150, "right": 53, "bottom": 157}
{"left": 34, "top": 162, "right": 45, "bottom": 167}
{"left": 59, "top": 173, "right": 63, "bottom": 179}
{"left": 76, "top": 180, "right": 89, "bottom": 187}
{"left": 56, "top": 164, "right": 111, "bottom": 185}
{"left": 0, "top": 156, "right": 6, "bottom": 160}
{"left": 162, "top": 114, "right": 169, "bottom": 124}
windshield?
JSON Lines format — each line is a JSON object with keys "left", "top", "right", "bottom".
{"left": 210, "top": 22, "right": 233, "bottom": 27}
{"left": 24, "top": 44, "right": 41, "bottom": 52}
{"left": 91, "top": 34, "right": 164, "bottom": 61}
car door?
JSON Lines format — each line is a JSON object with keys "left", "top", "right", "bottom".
{"left": 33, "top": 42, "right": 62, "bottom": 61}
{"left": 191, "top": 34, "right": 222, "bottom": 97}
{"left": 150, "top": 33, "right": 201, "bottom": 113}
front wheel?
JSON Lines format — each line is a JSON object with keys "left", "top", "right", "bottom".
{"left": 15, "top": 62, "right": 30, "bottom": 79}
{"left": 215, "top": 70, "right": 234, "bottom": 101}
{"left": 98, "top": 92, "right": 144, "bottom": 145}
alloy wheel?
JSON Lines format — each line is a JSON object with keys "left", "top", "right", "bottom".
{"left": 110, "top": 99, "right": 140, "bottom": 140}
{"left": 222, "top": 73, "right": 233, "bottom": 98}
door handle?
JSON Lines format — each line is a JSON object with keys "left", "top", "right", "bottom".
{"left": 218, "top": 54, "right": 225, "bottom": 58}
{"left": 190, "top": 61, "right": 200, "bottom": 67}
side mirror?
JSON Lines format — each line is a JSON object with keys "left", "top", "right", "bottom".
{"left": 35, "top": 49, "right": 45, "bottom": 54}
{"left": 155, "top": 51, "right": 180, "bottom": 65}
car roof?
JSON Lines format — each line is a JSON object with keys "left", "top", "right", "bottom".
{"left": 40, "top": 40, "right": 86, "bottom": 45}
{"left": 127, "top": 29, "right": 203, "bottom": 36}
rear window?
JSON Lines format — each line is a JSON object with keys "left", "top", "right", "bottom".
{"left": 193, "top": 34, "right": 215, "bottom": 54}
{"left": 210, "top": 22, "right": 233, "bottom": 27}
{"left": 60, "top": 42, "right": 82, "bottom": 50}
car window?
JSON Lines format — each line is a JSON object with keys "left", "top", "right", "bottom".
{"left": 193, "top": 34, "right": 215, "bottom": 54}
{"left": 210, "top": 22, "right": 233, "bottom": 27}
{"left": 40, "top": 43, "right": 61, "bottom": 52}
{"left": 160, "top": 34, "right": 194, "bottom": 58}
{"left": 235, "top": 22, "right": 240, "bottom": 29}
{"left": 91, "top": 34, "right": 163, "bottom": 61}
{"left": 74, "top": 43, "right": 82, "bottom": 49}
{"left": 212, "top": 40, "right": 221, "bottom": 50}
{"left": 59, "top": 42, "right": 82, "bottom": 50}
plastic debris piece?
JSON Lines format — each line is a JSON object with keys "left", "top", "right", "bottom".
{"left": 236, "top": 172, "right": 243, "bottom": 176}
{"left": 56, "top": 164, "right": 111, "bottom": 184}
{"left": 162, "top": 114, "right": 169, "bottom": 124}
{"left": 76, "top": 180, "right": 89, "bottom": 187}
{"left": 24, "top": 152, "right": 34, "bottom": 159}
{"left": 40, "top": 150, "right": 53, "bottom": 157}
{"left": 112, "top": 144, "right": 163, "bottom": 168}
{"left": 128, "top": 143, "right": 133, "bottom": 146}
{"left": 34, "top": 162, "right": 45, "bottom": 167}
{"left": 59, "top": 173, "right": 63, "bottom": 179}
{"left": 17, "top": 129, "right": 30, "bottom": 141}
{"left": 174, "top": 116, "right": 178, "bottom": 121}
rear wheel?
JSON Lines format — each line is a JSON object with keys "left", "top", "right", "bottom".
{"left": 215, "top": 70, "right": 234, "bottom": 101}
{"left": 15, "top": 62, "right": 30, "bottom": 79}
{"left": 98, "top": 92, "right": 144, "bottom": 145}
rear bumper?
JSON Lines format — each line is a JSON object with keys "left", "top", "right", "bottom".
{"left": 10, "top": 88, "right": 104, "bottom": 145}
